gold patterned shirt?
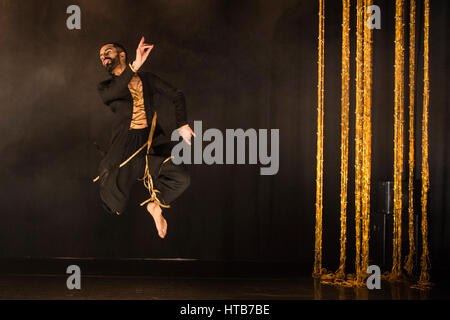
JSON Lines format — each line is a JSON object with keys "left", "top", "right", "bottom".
{"left": 127, "top": 74, "right": 148, "bottom": 129}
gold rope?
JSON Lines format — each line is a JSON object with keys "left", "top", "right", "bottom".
{"left": 354, "top": 0, "right": 365, "bottom": 284}
{"left": 360, "top": 0, "right": 373, "bottom": 283}
{"left": 336, "top": 0, "right": 351, "bottom": 281}
{"left": 320, "top": 0, "right": 357, "bottom": 287}
{"left": 390, "top": 0, "right": 405, "bottom": 281}
{"left": 412, "top": 0, "right": 432, "bottom": 290}
{"left": 405, "top": 0, "right": 416, "bottom": 277}
{"left": 323, "top": 0, "right": 368, "bottom": 288}
{"left": 93, "top": 112, "right": 170, "bottom": 209}
{"left": 139, "top": 112, "right": 170, "bottom": 209}
{"left": 313, "top": 0, "right": 325, "bottom": 278}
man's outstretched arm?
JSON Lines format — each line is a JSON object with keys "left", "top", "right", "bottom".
{"left": 149, "top": 73, "right": 187, "bottom": 127}
{"left": 150, "top": 73, "right": 195, "bottom": 144}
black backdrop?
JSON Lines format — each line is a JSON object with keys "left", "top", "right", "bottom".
{"left": 0, "top": 0, "right": 448, "bottom": 278}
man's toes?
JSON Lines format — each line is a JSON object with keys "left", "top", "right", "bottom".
{"left": 159, "top": 218, "right": 167, "bottom": 238}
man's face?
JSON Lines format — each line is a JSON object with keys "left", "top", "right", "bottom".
{"left": 99, "top": 44, "right": 121, "bottom": 73}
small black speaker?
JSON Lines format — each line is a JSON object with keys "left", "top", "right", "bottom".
{"left": 371, "top": 180, "right": 417, "bottom": 270}
{"left": 371, "top": 181, "right": 395, "bottom": 268}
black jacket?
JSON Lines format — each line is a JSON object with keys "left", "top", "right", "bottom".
{"left": 97, "top": 64, "right": 188, "bottom": 169}
{"left": 95, "top": 65, "right": 188, "bottom": 213}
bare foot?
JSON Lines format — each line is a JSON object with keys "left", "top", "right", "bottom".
{"left": 146, "top": 202, "right": 167, "bottom": 238}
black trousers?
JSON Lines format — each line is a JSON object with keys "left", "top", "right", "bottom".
{"left": 115, "top": 127, "right": 190, "bottom": 213}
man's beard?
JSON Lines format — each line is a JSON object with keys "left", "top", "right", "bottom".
{"left": 103, "top": 56, "right": 120, "bottom": 74}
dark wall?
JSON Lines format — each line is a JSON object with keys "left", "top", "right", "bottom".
{"left": 0, "top": 0, "right": 448, "bottom": 277}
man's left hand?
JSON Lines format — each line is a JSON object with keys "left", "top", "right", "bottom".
{"left": 177, "top": 125, "right": 196, "bottom": 145}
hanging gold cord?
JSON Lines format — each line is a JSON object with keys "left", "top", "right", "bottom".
{"left": 139, "top": 113, "right": 170, "bottom": 209}
{"left": 389, "top": 0, "right": 405, "bottom": 282}
{"left": 354, "top": 0, "right": 365, "bottom": 284}
{"left": 360, "top": 0, "right": 373, "bottom": 283}
{"left": 336, "top": 0, "right": 351, "bottom": 281}
{"left": 323, "top": 0, "right": 366, "bottom": 288}
{"left": 313, "top": 0, "right": 325, "bottom": 278}
{"left": 412, "top": 0, "right": 432, "bottom": 290}
{"left": 320, "top": 0, "right": 355, "bottom": 287}
{"left": 405, "top": 0, "right": 416, "bottom": 277}
{"left": 92, "top": 112, "right": 170, "bottom": 209}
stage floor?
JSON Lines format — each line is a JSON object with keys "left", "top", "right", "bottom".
{"left": 0, "top": 274, "right": 449, "bottom": 300}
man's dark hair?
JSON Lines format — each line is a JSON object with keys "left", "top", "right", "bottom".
{"left": 103, "top": 42, "right": 128, "bottom": 62}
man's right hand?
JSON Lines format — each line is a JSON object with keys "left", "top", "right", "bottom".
{"left": 131, "top": 36, "right": 154, "bottom": 71}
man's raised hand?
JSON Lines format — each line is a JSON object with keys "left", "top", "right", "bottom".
{"left": 132, "top": 36, "right": 154, "bottom": 71}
